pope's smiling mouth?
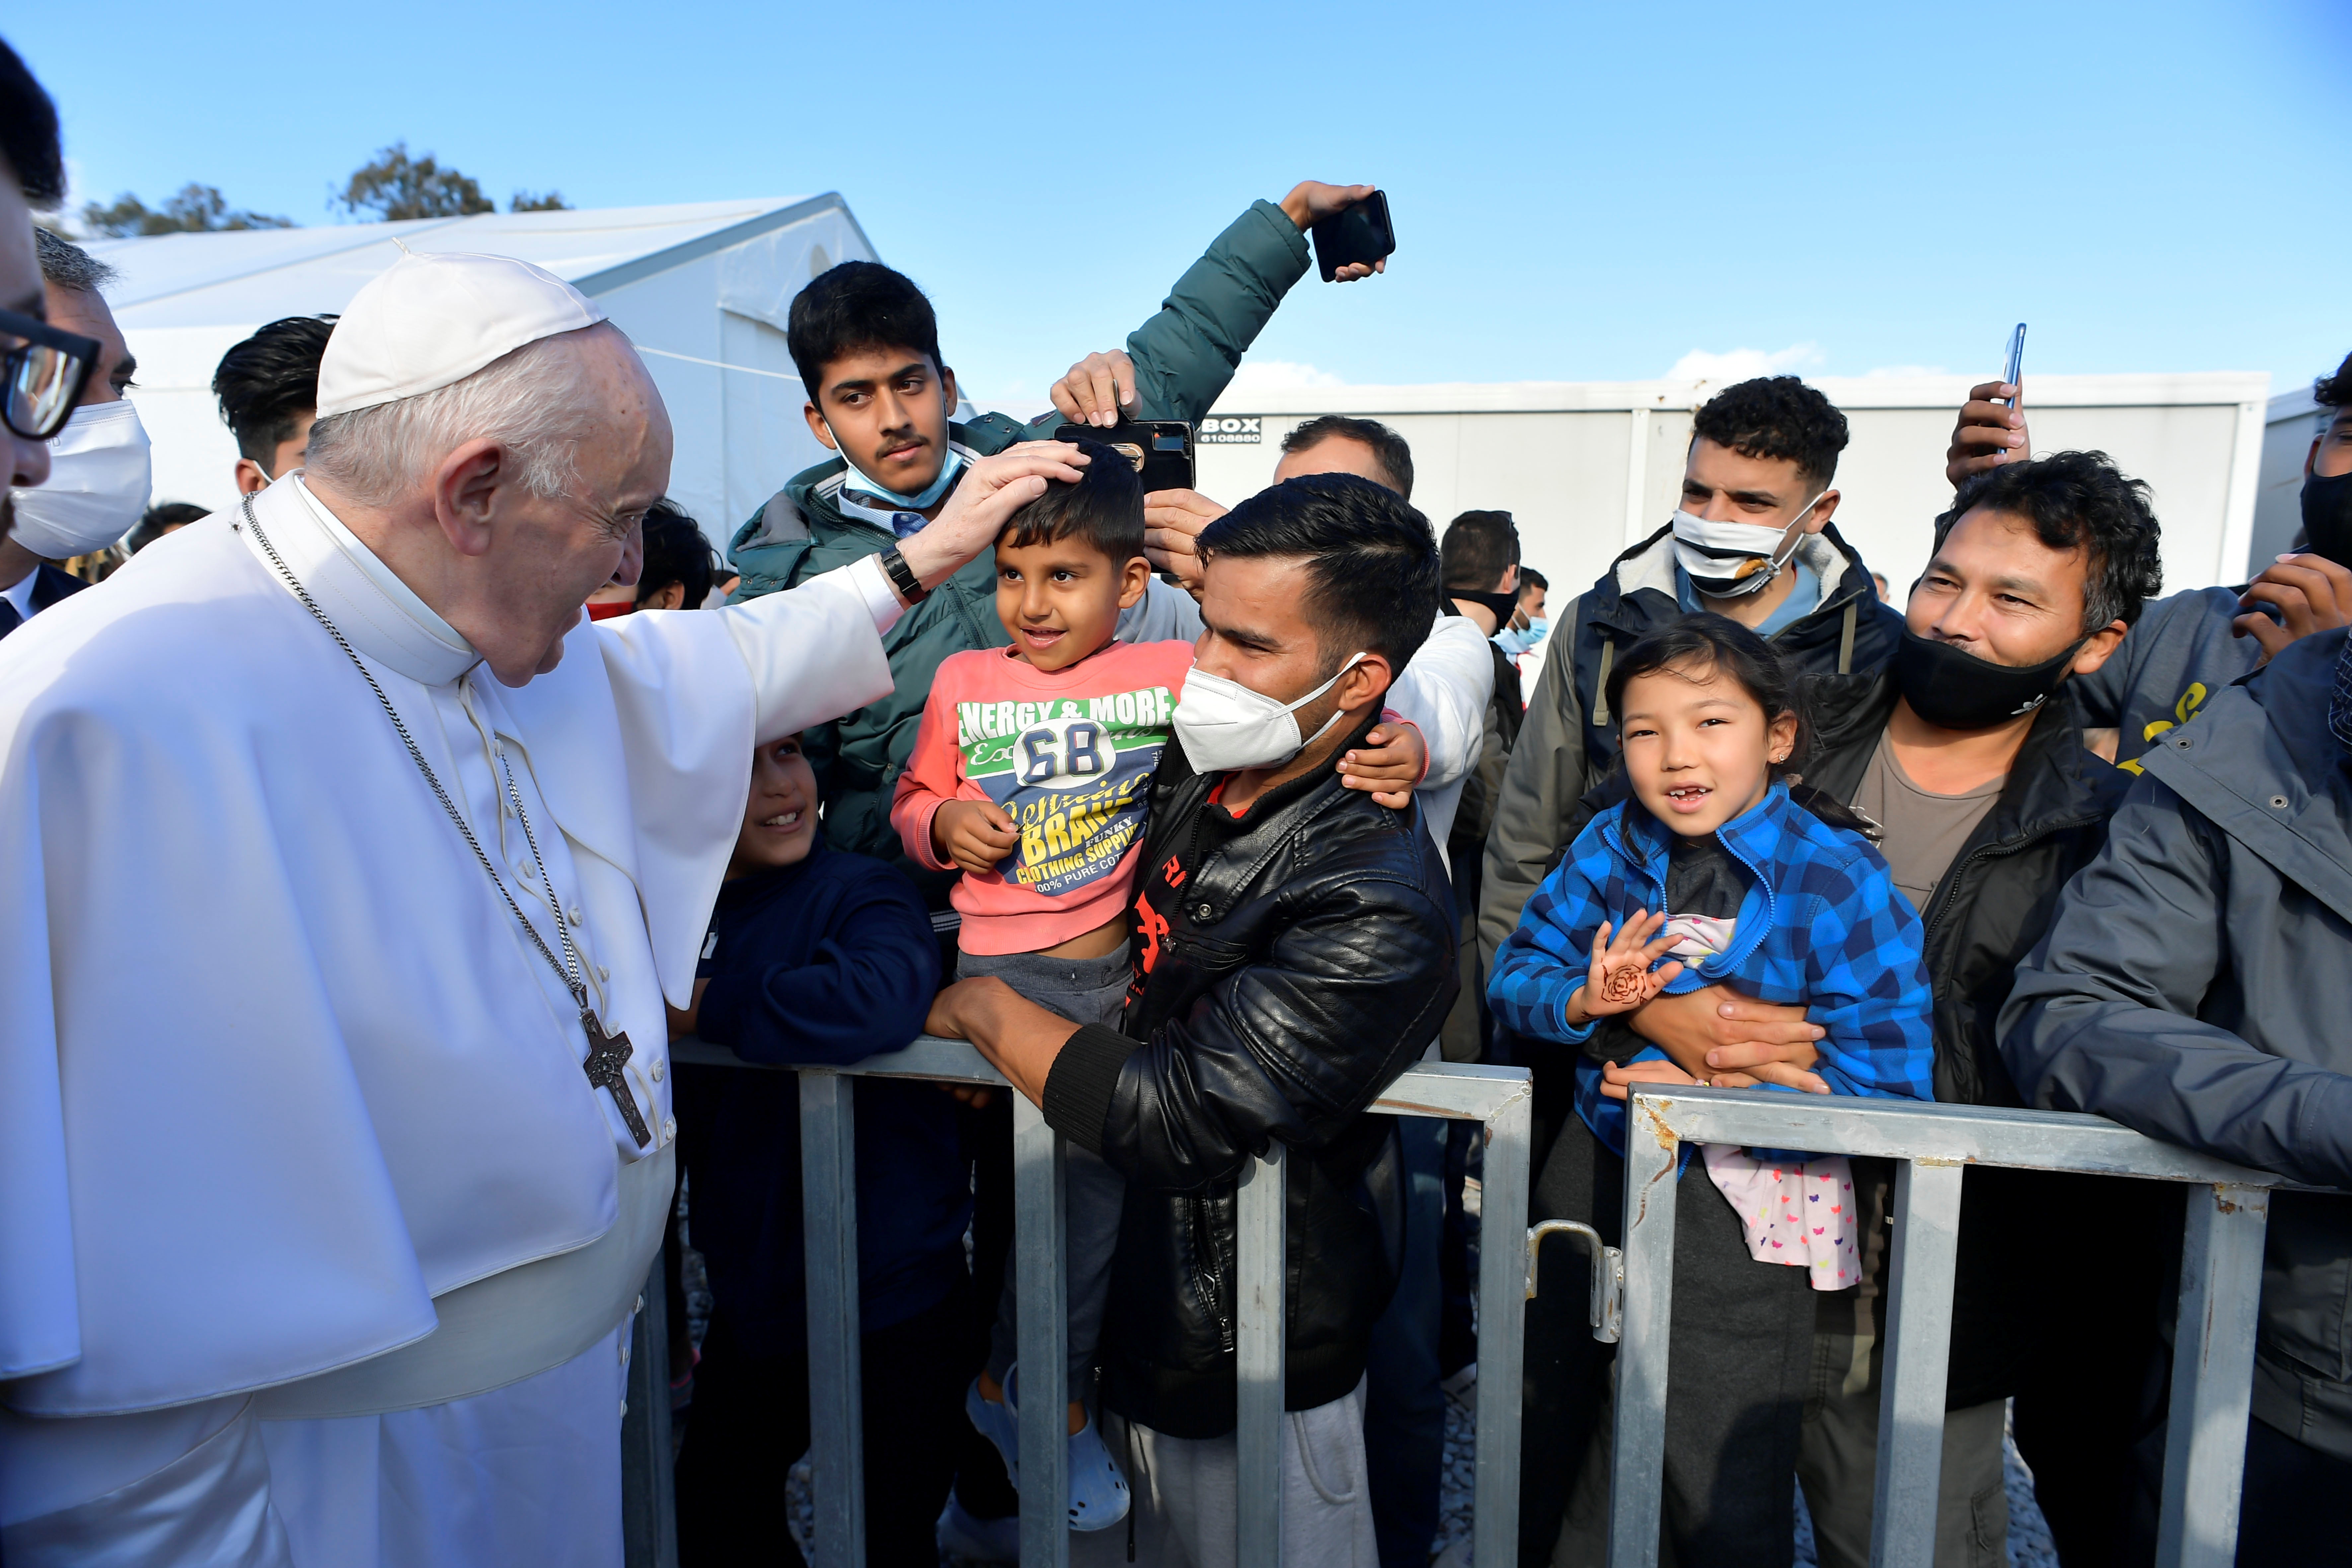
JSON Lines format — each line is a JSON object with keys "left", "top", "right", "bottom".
{"left": 761, "top": 809, "right": 804, "bottom": 830}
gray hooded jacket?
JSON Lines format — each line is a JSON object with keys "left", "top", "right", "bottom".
{"left": 2000, "top": 627, "right": 2352, "bottom": 1459}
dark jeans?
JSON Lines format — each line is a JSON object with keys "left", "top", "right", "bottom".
{"left": 674, "top": 1284, "right": 970, "bottom": 1568}
{"left": 1521, "top": 1108, "right": 1816, "bottom": 1568}
{"left": 1366, "top": 1113, "right": 1449, "bottom": 1568}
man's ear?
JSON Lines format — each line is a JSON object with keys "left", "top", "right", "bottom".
{"left": 2070, "top": 619, "right": 2130, "bottom": 678}
{"left": 1806, "top": 488, "right": 1842, "bottom": 533}
{"left": 432, "top": 437, "right": 506, "bottom": 559}
{"left": 803, "top": 400, "right": 838, "bottom": 452}
{"left": 1498, "top": 563, "right": 1519, "bottom": 596}
{"left": 939, "top": 365, "right": 959, "bottom": 415}
{"left": 1339, "top": 651, "right": 1396, "bottom": 712}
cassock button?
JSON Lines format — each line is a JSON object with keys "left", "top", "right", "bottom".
{"left": 597, "top": 964, "right": 611, "bottom": 982}
{"left": 651, "top": 1060, "right": 664, "bottom": 1082}
{"left": 568, "top": 906, "right": 584, "bottom": 925}
{"left": 663, "top": 1115, "right": 678, "bottom": 1140}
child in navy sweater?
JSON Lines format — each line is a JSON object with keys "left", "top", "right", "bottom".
{"left": 668, "top": 731, "right": 965, "bottom": 1568}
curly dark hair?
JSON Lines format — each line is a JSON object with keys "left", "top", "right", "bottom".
{"left": 1939, "top": 450, "right": 2163, "bottom": 632}
{"left": 2314, "top": 350, "right": 2352, "bottom": 409}
{"left": 1690, "top": 376, "right": 1850, "bottom": 488}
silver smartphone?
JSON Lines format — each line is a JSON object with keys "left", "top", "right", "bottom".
{"left": 2003, "top": 323, "right": 2027, "bottom": 407}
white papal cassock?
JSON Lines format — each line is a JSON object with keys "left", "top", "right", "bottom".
{"left": 0, "top": 472, "right": 904, "bottom": 1565}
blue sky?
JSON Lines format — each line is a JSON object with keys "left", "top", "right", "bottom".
{"left": 16, "top": 0, "right": 2347, "bottom": 406}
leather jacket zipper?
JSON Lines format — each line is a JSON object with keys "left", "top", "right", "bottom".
{"left": 1189, "top": 1192, "right": 1233, "bottom": 1350}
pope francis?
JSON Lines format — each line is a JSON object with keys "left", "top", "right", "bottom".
{"left": 0, "top": 251, "right": 1082, "bottom": 1566}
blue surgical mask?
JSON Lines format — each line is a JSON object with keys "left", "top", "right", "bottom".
{"left": 832, "top": 435, "right": 966, "bottom": 513}
{"left": 1495, "top": 616, "right": 1551, "bottom": 657}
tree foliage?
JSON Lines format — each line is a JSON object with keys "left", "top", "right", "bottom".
{"left": 337, "top": 141, "right": 495, "bottom": 222}
{"left": 80, "top": 184, "right": 293, "bottom": 237}
{"left": 509, "top": 190, "right": 571, "bottom": 212}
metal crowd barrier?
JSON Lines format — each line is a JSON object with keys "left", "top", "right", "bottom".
{"left": 633, "top": 1036, "right": 1536, "bottom": 1568}
{"left": 1609, "top": 1083, "right": 2290, "bottom": 1568}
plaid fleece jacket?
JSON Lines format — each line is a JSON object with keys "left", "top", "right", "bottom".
{"left": 1488, "top": 782, "right": 1934, "bottom": 1157}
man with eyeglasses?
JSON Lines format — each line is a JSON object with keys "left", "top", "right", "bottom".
{"left": 0, "top": 230, "right": 146, "bottom": 634}
{"left": 0, "top": 41, "right": 75, "bottom": 580}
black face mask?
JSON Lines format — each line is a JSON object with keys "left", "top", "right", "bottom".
{"left": 1451, "top": 588, "right": 1521, "bottom": 627}
{"left": 2300, "top": 467, "right": 2352, "bottom": 566}
{"left": 1893, "top": 628, "right": 2085, "bottom": 731}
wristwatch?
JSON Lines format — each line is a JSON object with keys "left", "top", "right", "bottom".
{"left": 878, "top": 545, "right": 929, "bottom": 605}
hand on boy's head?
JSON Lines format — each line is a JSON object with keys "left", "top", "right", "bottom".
{"left": 933, "top": 799, "right": 1020, "bottom": 875}
{"left": 893, "top": 444, "right": 1090, "bottom": 592}
{"left": 1337, "top": 721, "right": 1426, "bottom": 810}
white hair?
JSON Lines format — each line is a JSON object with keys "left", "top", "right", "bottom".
{"left": 304, "top": 326, "right": 613, "bottom": 509}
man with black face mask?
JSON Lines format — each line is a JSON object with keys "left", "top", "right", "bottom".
{"left": 1946, "top": 353, "right": 2352, "bottom": 774}
{"left": 1607, "top": 450, "right": 2163, "bottom": 1568}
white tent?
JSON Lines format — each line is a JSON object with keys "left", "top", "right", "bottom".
{"left": 89, "top": 196, "right": 881, "bottom": 540}
{"left": 1196, "top": 372, "right": 2273, "bottom": 600}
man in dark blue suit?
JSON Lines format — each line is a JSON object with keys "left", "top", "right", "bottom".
{"left": 0, "top": 548, "right": 82, "bottom": 636}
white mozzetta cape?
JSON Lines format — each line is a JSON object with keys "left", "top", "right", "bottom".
{"left": 0, "top": 478, "right": 894, "bottom": 1416}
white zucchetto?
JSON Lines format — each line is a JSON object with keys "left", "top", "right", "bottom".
{"left": 316, "top": 251, "right": 608, "bottom": 419}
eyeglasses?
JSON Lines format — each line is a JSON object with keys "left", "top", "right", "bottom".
{"left": 0, "top": 306, "right": 101, "bottom": 442}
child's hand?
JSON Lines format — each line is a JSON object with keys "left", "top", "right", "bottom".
{"left": 1567, "top": 910, "right": 1685, "bottom": 1024}
{"left": 933, "top": 800, "right": 1020, "bottom": 874}
{"left": 1598, "top": 1057, "right": 1701, "bottom": 1102}
{"left": 1337, "top": 722, "right": 1427, "bottom": 809}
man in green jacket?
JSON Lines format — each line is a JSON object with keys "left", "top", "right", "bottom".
{"left": 728, "top": 182, "right": 1386, "bottom": 905}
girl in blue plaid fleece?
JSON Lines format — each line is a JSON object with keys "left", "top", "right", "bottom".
{"left": 1489, "top": 617, "right": 1933, "bottom": 1288}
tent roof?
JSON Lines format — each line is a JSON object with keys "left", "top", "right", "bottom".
{"left": 84, "top": 195, "right": 868, "bottom": 331}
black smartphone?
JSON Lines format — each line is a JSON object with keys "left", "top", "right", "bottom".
{"left": 1311, "top": 191, "right": 1394, "bottom": 282}
{"left": 1054, "top": 420, "right": 1194, "bottom": 493}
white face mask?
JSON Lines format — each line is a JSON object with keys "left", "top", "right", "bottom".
{"left": 1172, "top": 653, "right": 1367, "bottom": 775}
{"left": 1668, "top": 489, "right": 1830, "bottom": 598}
{"left": 8, "top": 400, "right": 153, "bottom": 559}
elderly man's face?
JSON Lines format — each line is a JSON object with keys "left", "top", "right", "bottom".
{"left": 473, "top": 327, "right": 673, "bottom": 684}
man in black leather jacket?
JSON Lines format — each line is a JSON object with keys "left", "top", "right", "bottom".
{"left": 930, "top": 475, "right": 1459, "bottom": 1567}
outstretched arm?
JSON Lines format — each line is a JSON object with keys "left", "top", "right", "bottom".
{"left": 1044, "top": 182, "right": 1386, "bottom": 429}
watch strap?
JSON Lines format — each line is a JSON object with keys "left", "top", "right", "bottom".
{"left": 878, "top": 546, "right": 929, "bottom": 604}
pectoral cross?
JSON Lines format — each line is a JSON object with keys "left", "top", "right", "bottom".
{"left": 581, "top": 1009, "right": 653, "bottom": 1148}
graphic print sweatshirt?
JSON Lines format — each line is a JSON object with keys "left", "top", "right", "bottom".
{"left": 891, "top": 639, "right": 1194, "bottom": 955}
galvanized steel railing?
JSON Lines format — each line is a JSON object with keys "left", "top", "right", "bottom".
{"left": 1609, "top": 1084, "right": 2286, "bottom": 1568}
{"left": 634, "top": 1036, "right": 1537, "bottom": 1568}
